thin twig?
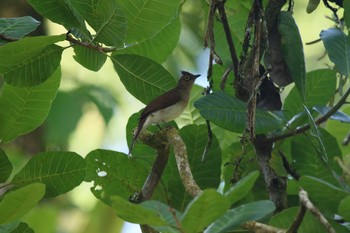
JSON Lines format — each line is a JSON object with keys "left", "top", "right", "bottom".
{"left": 242, "top": 221, "right": 286, "bottom": 232}
{"left": 201, "top": 120, "right": 213, "bottom": 162}
{"left": 279, "top": 151, "right": 300, "bottom": 180}
{"left": 216, "top": 0, "right": 239, "bottom": 78}
{"left": 65, "top": 33, "right": 116, "bottom": 53}
{"left": 299, "top": 189, "right": 336, "bottom": 233}
{"left": 267, "top": 86, "right": 350, "bottom": 143}
{"left": 287, "top": 203, "right": 306, "bottom": 233}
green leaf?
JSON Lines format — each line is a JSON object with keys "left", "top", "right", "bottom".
{"left": 0, "top": 35, "right": 65, "bottom": 86}
{"left": 224, "top": 171, "right": 259, "bottom": 204}
{"left": 162, "top": 124, "right": 222, "bottom": 211}
{"left": 299, "top": 176, "right": 348, "bottom": 214}
{"left": 181, "top": 189, "right": 230, "bottom": 233}
{"left": 70, "top": 0, "right": 126, "bottom": 46}
{"left": 85, "top": 149, "right": 149, "bottom": 205}
{"left": 111, "top": 195, "right": 167, "bottom": 226}
{"left": 338, "top": 196, "right": 350, "bottom": 221}
{"left": 0, "top": 16, "right": 40, "bottom": 45}
{"left": 345, "top": 0, "right": 350, "bottom": 29}
{"left": 320, "top": 28, "right": 350, "bottom": 77}
{"left": 10, "top": 222, "right": 34, "bottom": 233}
{"left": 27, "top": 0, "right": 91, "bottom": 39}
{"left": 111, "top": 54, "right": 176, "bottom": 104}
{"left": 194, "top": 91, "right": 283, "bottom": 134}
{"left": 0, "top": 68, "right": 61, "bottom": 142}
{"left": 291, "top": 129, "right": 342, "bottom": 186}
{"left": 304, "top": 105, "right": 328, "bottom": 162}
{"left": 0, "top": 183, "right": 45, "bottom": 224}
{"left": 206, "top": 200, "right": 275, "bottom": 233}
{"left": 278, "top": 11, "right": 306, "bottom": 99}
{"left": 313, "top": 106, "right": 350, "bottom": 123}
{"left": 118, "top": 0, "right": 180, "bottom": 43}
{"left": 119, "top": 16, "right": 181, "bottom": 63}
{"left": 73, "top": 45, "right": 107, "bottom": 71}
{"left": 12, "top": 151, "right": 85, "bottom": 198}
{"left": 284, "top": 69, "right": 337, "bottom": 119}
{"left": 270, "top": 207, "right": 348, "bottom": 233}
{"left": 141, "top": 201, "right": 182, "bottom": 233}
{"left": 0, "top": 148, "right": 12, "bottom": 183}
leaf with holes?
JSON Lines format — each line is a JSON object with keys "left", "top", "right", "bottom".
{"left": 11, "top": 151, "right": 85, "bottom": 198}
{"left": 0, "top": 68, "right": 60, "bottom": 143}
{"left": 111, "top": 54, "right": 176, "bottom": 104}
{"left": 85, "top": 149, "right": 149, "bottom": 205}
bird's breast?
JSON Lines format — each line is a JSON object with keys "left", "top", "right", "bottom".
{"left": 144, "top": 101, "right": 187, "bottom": 126}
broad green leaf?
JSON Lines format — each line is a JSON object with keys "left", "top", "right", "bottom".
{"left": 284, "top": 69, "right": 337, "bottom": 119}
{"left": 320, "top": 28, "right": 350, "bottom": 77}
{"left": 73, "top": 45, "right": 107, "bottom": 71}
{"left": 206, "top": 200, "right": 275, "bottom": 233}
{"left": 12, "top": 151, "right": 85, "bottom": 198}
{"left": 70, "top": 0, "right": 126, "bottom": 47}
{"left": 111, "top": 195, "right": 167, "bottom": 226}
{"left": 27, "top": 0, "right": 91, "bottom": 39}
{"left": 345, "top": 0, "right": 350, "bottom": 29}
{"left": 338, "top": 196, "right": 350, "bottom": 221}
{"left": 0, "top": 148, "right": 12, "bottom": 183}
{"left": 85, "top": 149, "right": 149, "bottom": 205}
{"left": 0, "top": 68, "right": 61, "bottom": 142}
{"left": 291, "top": 129, "right": 342, "bottom": 186}
{"left": 326, "top": 106, "right": 350, "bottom": 156}
{"left": 194, "top": 91, "right": 283, "bottom": 134}
{"left": 0, "top": 35, "right": 65, "bottom": 86}
{"left": 313, "top": 106, "right": 350, "bottom": 123}
{"left": 0, "top": 183, "right": 45, "bottom": 224}
{"left": 111, "top": 54, "right": 176, "bottom": 104}
{"left": 270, "top": 207, "right": 348, "bottom": 233}
{"left": 181, "top": 189, "right": 230, "bottom": 233}
{"left": 0, "top": 16, "right": 40, "bottom": 45}
{"left": 9, "top": 222, "right": 34, "bottom": 233}
{"left": 304, "top": 105, "right": 328, "bottom": 162}
{"left": 299, "top": 176, "right": 349, "bottom": 214}
{"left": 278, "top": 11, "right": 306, "bottom": 99}
{"left": 224, "top": 171, "right": 259, "bottom": 204}
{"left": 118, "top": 0, "right": 180, "bottom": 43}
{"left": 141, "top": 201, "right": 182, "bottom": 233}
{"left": 0, "top": 222, "right": 19, "bottom": 233}
{"left": 119, "top": 16, "right": 180, "bottom": 63}
{"left": 162, "top": 124, "right": 222, "bottom": 211}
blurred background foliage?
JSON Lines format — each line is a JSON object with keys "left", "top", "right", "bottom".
{"left": 0, "top": 0, "right": 348, "bottom": 232}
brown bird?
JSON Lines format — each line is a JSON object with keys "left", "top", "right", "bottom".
{"left": 128, "top": 71, "right": 200, "bottom": 156}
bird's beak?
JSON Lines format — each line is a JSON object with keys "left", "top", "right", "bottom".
{"left": 194, "top": 74, "right": 201, "bottom": 78}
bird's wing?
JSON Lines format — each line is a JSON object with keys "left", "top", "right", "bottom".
{"left": 140, "top": 88, "right": 181, "bottom": 119}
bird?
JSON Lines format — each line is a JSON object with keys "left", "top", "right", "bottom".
{"left": 128, "top": 70, "right": 200, "bottom": 156}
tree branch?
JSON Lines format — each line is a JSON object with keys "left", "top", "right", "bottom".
{"left": 267, "top": 86, "right": 350, "bottom": 143}
{"left": 299, "top": 189, "right": 336, "bottom": 233}
{"left": 242, "top": 221, "right": 286, "bottom": 233}
{"left": 65, "top": 32, "right": 116, "bottom": 53}
{"left": 165, "top": 127, "right": 203, "bottom": 197}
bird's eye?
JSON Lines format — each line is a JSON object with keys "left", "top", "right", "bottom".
{"left": 184, "top": 75, "right": 190, "bottom": 80}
